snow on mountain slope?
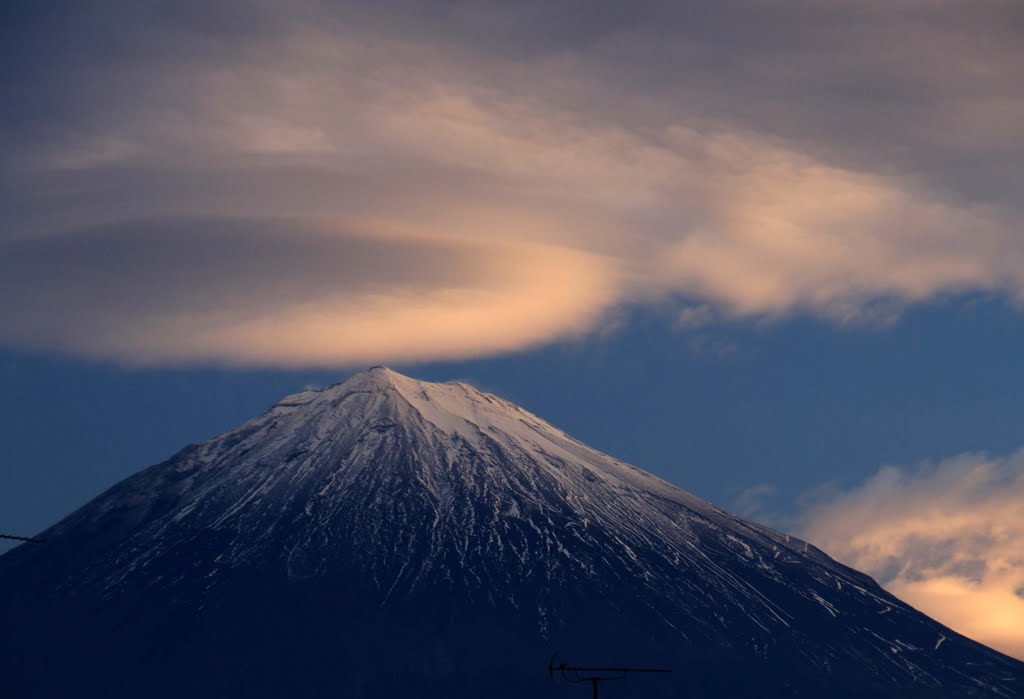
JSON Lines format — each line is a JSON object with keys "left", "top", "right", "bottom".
{"left": 1, "top": 367, "right": 1021, "bottom": 699}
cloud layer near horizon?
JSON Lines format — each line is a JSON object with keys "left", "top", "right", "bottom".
{"left": 3, "top": 1, "right": 1024, "bottom": 365}
{"left": 803, "top": 451, "right": 1024, "bottom": 661}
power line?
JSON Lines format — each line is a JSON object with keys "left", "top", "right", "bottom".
{"left": 0, "top": 533, "right": 42, "bottom": 543}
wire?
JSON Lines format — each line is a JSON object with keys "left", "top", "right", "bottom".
{"left": 0, "top": 533, "right": 42, "bottom": 543}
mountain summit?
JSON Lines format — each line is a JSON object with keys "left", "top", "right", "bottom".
{"left": 2, "top": 368, "right": 1021, "bottom": 698}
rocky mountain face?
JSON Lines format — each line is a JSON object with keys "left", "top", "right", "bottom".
{"left": 1, "top": 367, "right": 1021, "bottom": 698}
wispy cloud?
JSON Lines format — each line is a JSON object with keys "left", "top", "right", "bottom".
{"left": 733, "top": 483, "right": 779, "bottom": 523}
{"left": 3, "top": 2, "right": 1024, "bottom": 365}
{"left": 801, "top": 450, "right": 1024, "bottom": 660}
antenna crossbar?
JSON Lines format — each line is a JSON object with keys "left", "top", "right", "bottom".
{"left": 548, "top": 657, "right": 671, "bottom": 699}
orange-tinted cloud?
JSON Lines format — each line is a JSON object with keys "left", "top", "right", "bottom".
{"left": 4, "top": 5, "right": 1024, "bottom": 365}
{"left": 0, "top": 219, "right": 618, "bottom": 367}
{"left": 802, "top": 451, "right": 1024, "bottom": 660}
{"left": 652, "top": 132, "right": 1018, "bottom": 320}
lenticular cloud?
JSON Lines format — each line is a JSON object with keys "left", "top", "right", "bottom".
{"left": 0, "top": 218, "right": 618, "bottom": 367}
{"left": 5, "top": 2, "right": 1024, "bottom": 365}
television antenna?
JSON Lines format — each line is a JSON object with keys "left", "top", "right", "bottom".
{"left": 548, "top": 655, "right": 670, "bottom": 699}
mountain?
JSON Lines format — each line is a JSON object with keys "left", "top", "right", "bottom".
{"left": 1, "top": 367, "right": 1020, "bottom": 698}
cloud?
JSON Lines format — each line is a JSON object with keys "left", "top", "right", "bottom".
{"left": 801, "top": 451, "right": 1024, "bottom": 660}
{"left": 3, "top": 2, "right": 1024, "bottom": 365}
{"left": 733, "top": 483, "right": 779, "bottom": 522}
{"left": 675, "top": 304, "right": 716, "bottom": 330}
{"left": 651, "top": 133, "right": 1021, "bottom": 320}
{"left": 0, "top": 219, "right": 618, "bottom": 366}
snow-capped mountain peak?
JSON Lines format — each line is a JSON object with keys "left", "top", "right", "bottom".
{"left": 1, "top": 368, "right": 1021, "bottom": 699}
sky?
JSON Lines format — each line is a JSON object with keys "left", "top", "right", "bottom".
{"left": 3, "top": 0, "right": 1024, "bottom": 659}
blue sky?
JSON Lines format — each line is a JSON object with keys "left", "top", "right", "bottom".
{"left": 4, "top": 0, "right": 1024, "bottom": 659}
{"left": 5, "top": 293, "right": 1024, "bottom": 535}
